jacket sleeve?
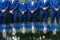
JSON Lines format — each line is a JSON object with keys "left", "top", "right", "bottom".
{"left": 45, "top": 0, "right": 49, "bottom": 9}
{"left": 24, "top": 3, "right": 27, "bottom": 12}
{"left": 38, "top": 1, "right": 43, "bottom": 9}
{"left": 12, "top": 0, "right": 18, "bottom": 11}
{"left": 27, "top": 2, "right": 31, "bottom": 12}
{"left": 4, "top": 1, "right": 9, "bottom": 11}
{"left": 18, "top": 2, "right": 22, "bottom": 12}
{"left": 34, "top": 2, "right": 38, "bottom": 11}
{"left": 18, "top": 2, "right": 27, "bottom": 12}
{"left": 50, "top": 0, "right": 56, "bottom": 10}
{"left": 46, "top": 5, "right": 49, "bottom": 9}
{"left": 58, "top": 6, "right": 60, "bottom": 10}
{"left": 58, "top": 1, "right": 60, "bottom": 9}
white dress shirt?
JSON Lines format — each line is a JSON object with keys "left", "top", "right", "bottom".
{"left": 2, "top": 0, "right": 4, "bottom": 2}
{"left": 12, "top": 0, "right": 14, "bottom": 4}
{"left": 32, "top": 1, "right": 34, "bottom": 6}
{"left": 44, "top": 0, "right": 47, "bottom": 4}
{"left": 22, "top": 2, "right": 24, "bottom": 5}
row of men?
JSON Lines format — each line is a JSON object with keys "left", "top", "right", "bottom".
{"left": 0, "top": 0, "right": 60, "bottom": 26}
{"left": 0, "top": 0, "right": 59, "bottom": 39}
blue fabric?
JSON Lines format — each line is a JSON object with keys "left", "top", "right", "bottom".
{"left": 18, "top": 2, "right": 27, "bottom": 23}
{"left": 0, "top": 0, "right": 9, "bottom": 11}
{"left": 9, "top": 0, "right": 18, "bottom": 23}
{"left": 38, "top": 0, "right": 49, "bottom": 10}
{"left": 0, "top": 0, "right": 9, "bottom": 24}
{"left": 50, "top": 0, "right": 60, "bottom": 10}
{"left": 40, "top": 11, "right": 48, "bottom": 24}
{"left": 50, "top": 9, "right": 60, "bottom": 24}
{"left": 9, "top": 0, "right": 18, "bottom": 11}
{"left": 18, "top": 2, "right": 27, "bottom": 13}
{"left": 27, "top": 1, "right": 38, "bottom": 22}
{"left": 38, "top": 0, "right": 49, "bottom": 24}
{"left": 27, "top": 1, "right": 38, "bottom": 12}
{"left": 50, "top": 0, "right": 60, "bottom": 24}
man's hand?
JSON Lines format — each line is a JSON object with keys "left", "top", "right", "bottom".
{"left": 31, "top": 10, "right": 34, "bottom": 14}
{"left": 43, "top": 8, "right": 47, "bottom": 11}
{"left": 22, "top": 11, "right": 24, "bottom": 15}
{"left": 1, "top": 10, "right": 5, "bottom": 13}
{"left": 10, "top": 10, "right": 13, "bottom": 14}
{"left": 55, "top": 8, "right": 59, "bottom": 12}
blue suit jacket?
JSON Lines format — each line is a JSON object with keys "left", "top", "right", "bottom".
{"left": 0, "top": 0, "right": 9, "bottom": 11}
{"left": 38, "top": 0, "right": 49, "bottom": 10}
{"left": 18, "top": 2, "right": 27, "bottom": 13}
{"left": 9, "top": 0, "right": 18, "bottom": 11}
{"left": 27, "top": 1, "right": 38, "bottom": 12}
{"left": 50, "top": 0, "right": 60, "bottom": 10}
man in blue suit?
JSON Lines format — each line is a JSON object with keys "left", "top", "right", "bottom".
{"left": 0, "top": 0, "right": 9, "bottom": 27}
{"left": 38, "top": 0, "right": 49, "bottom": 34}
{"left": 38, "top": 0, "right": 49, "bottom": 24}
{"left": 9, "top": 0, "right": 18, "bottom": 26}
{"left": 50, "top": 0, "right": 60, "bottom": 24}
{"left": 27, "top": 0, "right": 38, "bottom": 33}
{"left": 17, "top": 0, "right": 27, "bottom": 32}
{"left": 18, "top": 0, "right": 27, "bottom": 24}
{"left": 50, "top": 0, "right": 60, "bottom": 35}
{"left": 27, "top": 0, "right": 38, "bottom": 24}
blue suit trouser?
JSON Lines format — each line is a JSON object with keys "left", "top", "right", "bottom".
{"left": 50, "top": 9, "right": 60, "bottom": 24}
{"left": 19, "top": 13, "right": 26, "bottom": 23}
{"left": 28, "top": 12, "right": 36, "bottom": 22}
{"left": 0, "top": 13, "right": 7, "bottom": 24}
{"left": 13, "top": 11, "right": 17, "bottom": 23}
{"left": 40, "top": 10, "right": 48, "bottom": 24}
{"left": 10, "top": 11, "right": 17, "bottom": 24}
